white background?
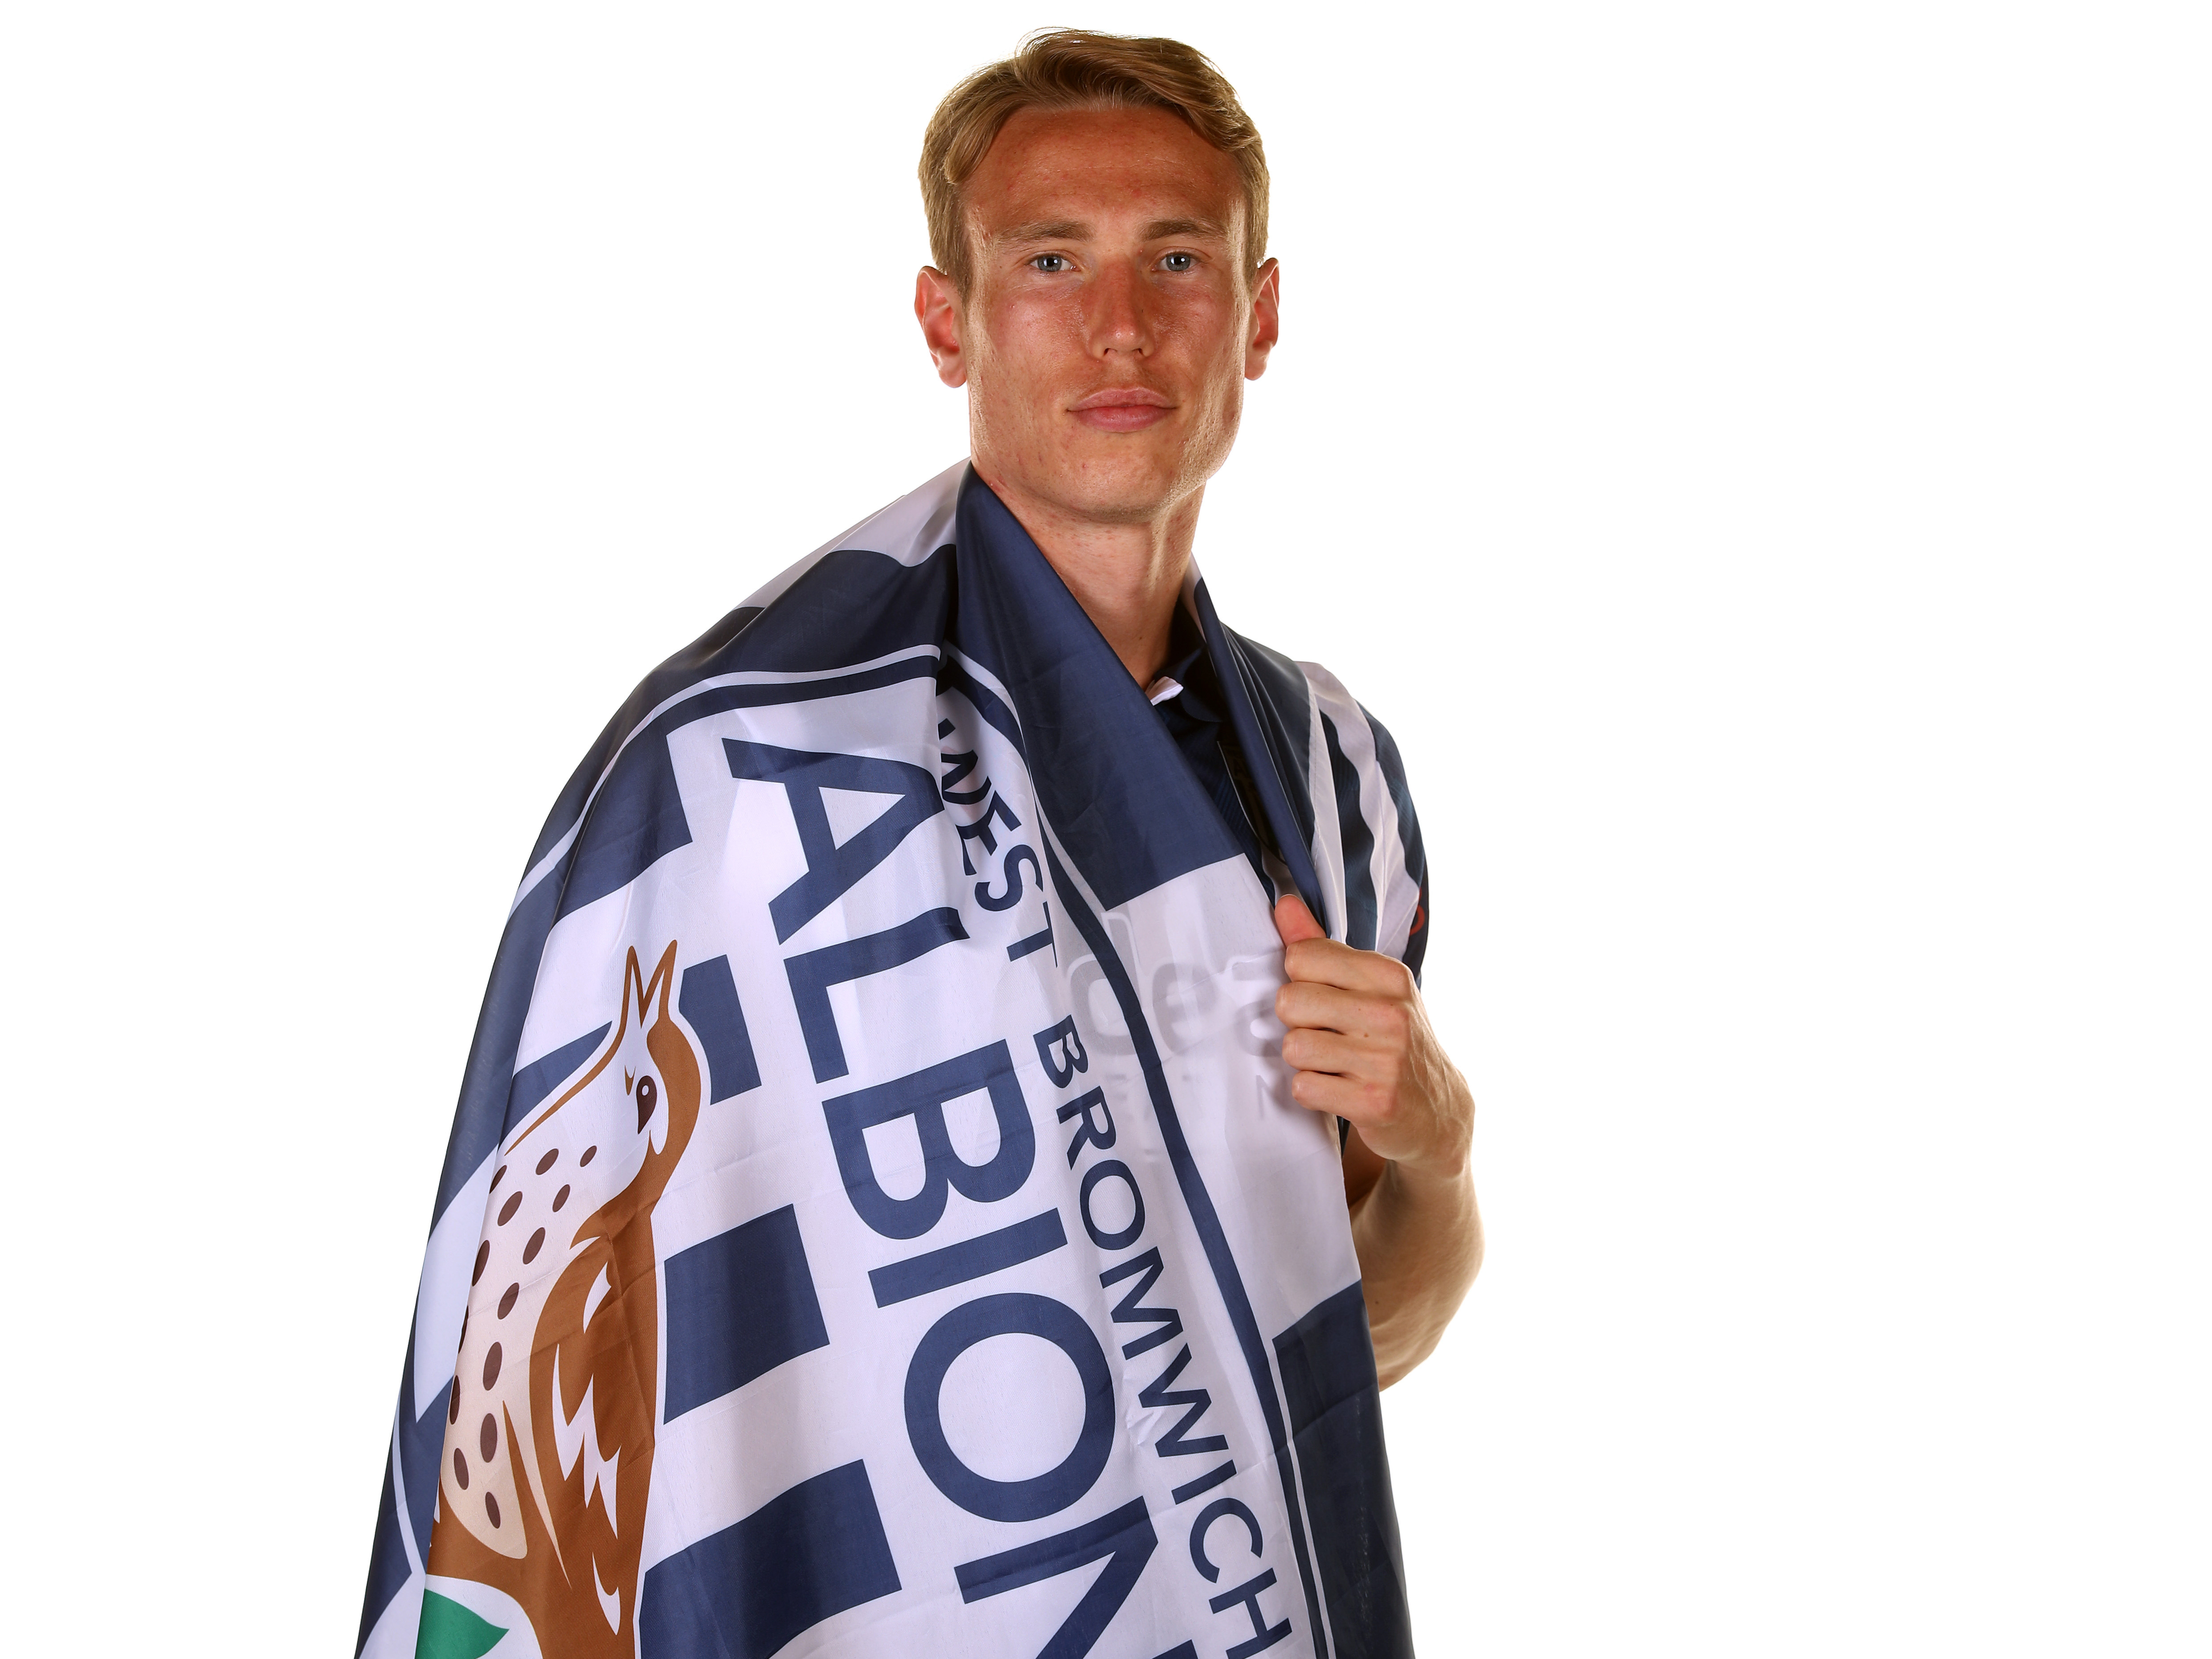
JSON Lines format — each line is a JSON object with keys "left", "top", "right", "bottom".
{"left": 3, "top": 4, "right": 2206, "bottom": 1654}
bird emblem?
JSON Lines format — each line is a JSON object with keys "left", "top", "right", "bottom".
{"left": 429, "top": 940, "right": 701, "bottom": 1656}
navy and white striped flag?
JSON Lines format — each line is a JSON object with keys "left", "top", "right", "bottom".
{"left": 359, "top": 462, "right": 1430, "bottom": 1659}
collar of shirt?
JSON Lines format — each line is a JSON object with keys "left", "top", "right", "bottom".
{"left": 1146, "top": 602, "right": 1278, "bottom": 892}
{"left": 1144, "top": 604, "right": 1227, "bottom": 723}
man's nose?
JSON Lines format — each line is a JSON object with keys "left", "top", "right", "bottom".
{"left": 1082, "top": 259, "right": 1152, "bottom": 357}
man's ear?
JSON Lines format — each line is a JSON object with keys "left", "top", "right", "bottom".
{"left": 1245, "top": 257, "right": 1281, "bottom": 381}
{"left": 915, "top": 266, "right": 968, "bottom": 388}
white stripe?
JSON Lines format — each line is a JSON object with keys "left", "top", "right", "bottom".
{"left": 1300, "top": 664, "right": 1415, "bottom": 958}
{"left": 414, "top": 1148, "right": 497, "bottom": 1403}
{"left": 1296, "top": 667, "right": 1347, "bottom": 940}
{"left": 358, "top": 1568, "right": 425, "bottom": 1659}
{"left": 1362, "top": 713, "right": 1422, "bottom": 964}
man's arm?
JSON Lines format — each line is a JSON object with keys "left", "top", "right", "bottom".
{"left": 1272, "top": 894, "right": 1482, "bottom": 1387}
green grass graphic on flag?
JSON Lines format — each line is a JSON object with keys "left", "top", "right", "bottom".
{"left": 416, "top": 1589, "right": 506, "bottom": 1659}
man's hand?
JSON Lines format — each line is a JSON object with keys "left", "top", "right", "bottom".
{"left": 1274, "top": 894, "right": 1475, "bottom": 1178}
{"left": 1274, "top": 894, "right": 1482, "bottom": 1386}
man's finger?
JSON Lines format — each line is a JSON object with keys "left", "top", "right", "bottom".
{"left": 1280, "top": 937, "right": 1415, "bottom": 998}
{"left": 1281, "top": 1026, "right": 1372, "bottom": 1080}
{"left": 1276, "top": 980, "right": 1391, "bottom": 1040}
{"left": 1273, "top": 893, "right": 1326, "bottom": 946}
{"left": 1285, "top": 1066, "right": 1370, "bottom": 1118}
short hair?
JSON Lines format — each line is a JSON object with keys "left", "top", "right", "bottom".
{"left": 919, "top": 29, "right": 1270, "bottom": 296}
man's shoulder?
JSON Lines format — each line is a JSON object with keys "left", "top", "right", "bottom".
{"left": 520, "top": 463, "right": 969, "bottom": 875}
{"left": 628, "top": 460, "right": 973, "bottom": 702}
{"left": 733, "top": 459, "right": 967, "bottom": 617}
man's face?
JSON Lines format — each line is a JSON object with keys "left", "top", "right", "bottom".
{"left": 917, "top": 105, "right": 1280, "bottom": 528}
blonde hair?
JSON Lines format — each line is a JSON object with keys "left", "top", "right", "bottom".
{"left": 919, "top": 29, "right": 1270, "bottom": 295}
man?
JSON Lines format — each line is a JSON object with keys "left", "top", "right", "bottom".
{"left": 360, "top": 30, "right": 1477, "bottom": 1659}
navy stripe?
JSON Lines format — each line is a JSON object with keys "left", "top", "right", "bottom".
{"left": 503, "top": 1022, "right": 610, "bottom": 1137}
{"left": 1276, "top": 1285, "right": 1413, "bottom": 1659}
{"left": 1320, "top": 711, "right": 1379, "bottom": 952}
{"left": 678, "top": 955, "right": 761, "bottom": 1102}
{"left": 869, "top": 1209, "right": 1068, "bottom": 1306}
{"left": 354, "top": 1432, "right": 411, "bottom": 1655}
{"left": 381, "top": 1320, "right": 447, "bottom": 1572}
{"left": 1222, "top": 628, "right": 1317, "bottom": 813}
{"left": 663, "top": 1206, "right": 830, "bottom": 1417}
{"left": 1040, "top": 838, "right": 1329, "bottom": 1652}
{"left": 640, "top": 1462, "right": 900, "bottom": 1659}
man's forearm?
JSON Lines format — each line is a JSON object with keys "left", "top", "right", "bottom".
{"left": 1349, "top": 1157, "right": 1483, "bottom": 1388}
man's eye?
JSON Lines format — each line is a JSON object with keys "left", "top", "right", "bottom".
{"left": 1030, "top": 254, "right": 1069, "bottom": 273}
{"left": 1161, "top": 252, "right": 1196, "bottom": 273}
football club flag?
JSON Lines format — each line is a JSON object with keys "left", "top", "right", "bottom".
{"left": 359, "top": 463, "right": 1429, "bottom": 1659}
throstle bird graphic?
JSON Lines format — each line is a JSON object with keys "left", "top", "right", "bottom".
{"left": 429, "top": 942, "right": 700, "bottom": 1656}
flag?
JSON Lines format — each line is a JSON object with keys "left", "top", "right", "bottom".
{"left": 359, "top": 462, "right": 1429, "bottom": 1659}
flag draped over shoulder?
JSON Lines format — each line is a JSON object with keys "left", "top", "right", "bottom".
{"left": 359, "top": 463, "right": 1431, "bottom": 1659}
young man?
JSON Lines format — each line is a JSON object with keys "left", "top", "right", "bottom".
{"left": 360, "top": 30, "right": 1477, "bottom": 1659}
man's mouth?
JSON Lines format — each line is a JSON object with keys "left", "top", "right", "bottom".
{"left": 1070, "top": 386, "right": 1174, "bottom": 432}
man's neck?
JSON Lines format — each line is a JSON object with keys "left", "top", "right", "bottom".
{"left": 977, "top": 468, "right": 1203, "bottom": 688}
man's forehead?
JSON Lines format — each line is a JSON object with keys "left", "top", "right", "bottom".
{"left": 966, "top": 105, "right": 1244, "bottom": 236}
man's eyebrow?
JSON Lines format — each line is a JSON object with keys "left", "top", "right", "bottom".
{"left": 1143, "top": 217, "right": 1229, "bottom": 242}
{"left": 988, "top": 216, "right": 1232, "bottom": 246}
{"left": 992, "top": 219, "right": 1091, "bottom": 246}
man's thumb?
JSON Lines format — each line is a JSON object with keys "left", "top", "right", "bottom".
{"left": 1273, "top": 893, "right": 1326, "bottom": 947}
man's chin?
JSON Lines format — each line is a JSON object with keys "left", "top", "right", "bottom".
{"left": 1052, "top": 487, "right": 1177, "bottom": 526}
{"left": 1021, "top": 446, "right": 1202, "bottom": 527}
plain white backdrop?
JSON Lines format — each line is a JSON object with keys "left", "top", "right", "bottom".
{"left": 3, "top": 4, "right": 2206, "bottom": 1654}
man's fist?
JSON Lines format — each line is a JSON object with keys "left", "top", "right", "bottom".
{"left": 1272, "top": 894, "right": 1473, "bottom": 1181}
{"left": 1272, "top": 893, "right": 1482, "bottom": 1386}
